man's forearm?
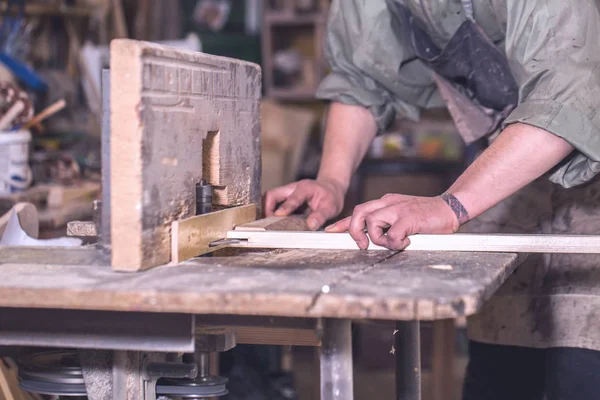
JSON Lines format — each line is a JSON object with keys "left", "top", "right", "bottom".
{"left": 317, "top": 102, "right": 378, "bottom": 193}
{"left": 447, "top": 123, "right": 574, "bottom": 222}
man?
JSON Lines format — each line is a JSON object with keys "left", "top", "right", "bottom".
{"left": 264, "top": 0, "right": 600, "bottom": 399}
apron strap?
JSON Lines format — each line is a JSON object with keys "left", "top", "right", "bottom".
{"left": 461, "top": 0, "right": 474, "bottom": 20}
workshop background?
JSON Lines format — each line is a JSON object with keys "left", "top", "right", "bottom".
{"left": 0, "top": 0, "right": 469, "bottom": 399}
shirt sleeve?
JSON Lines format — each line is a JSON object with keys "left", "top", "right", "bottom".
{"left": 502, "top": 0, "right": 600, "bottom": 188}
{"left": 315, "top": 0, "right": 442, "bottom": 133}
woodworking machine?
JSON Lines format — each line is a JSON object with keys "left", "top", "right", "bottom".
{"left": 1, "top": 39, "right": 268, "bottom": 400}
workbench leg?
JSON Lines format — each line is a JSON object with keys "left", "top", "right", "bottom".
{"left": 395, "top": 320, "right": 421, "bottom": 400}
{"left": 431, "top": 319, "right": 455, "bottom": 400}
{"left": 320, "top": 319, "right": 353, "bottom": 400}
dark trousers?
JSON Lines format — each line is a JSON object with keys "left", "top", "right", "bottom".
{"left": 462, "top": 340, "right": 600, "bottom": 400}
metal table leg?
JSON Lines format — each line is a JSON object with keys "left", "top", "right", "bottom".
{"left": 395, "top": 320, "right": 421, "bottom": 400}
{"left": 320, "top": 319, "right": 353, "bottom": 400}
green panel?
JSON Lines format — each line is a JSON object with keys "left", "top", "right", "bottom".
{"left": 180, "top": 0, "right": 262, "bottom": 65}
{"left": 200, "top": 33, "right": 262, "bottom": 65}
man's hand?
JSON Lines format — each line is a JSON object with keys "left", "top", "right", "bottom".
{"left": 325, "top": 194, "right": 459, "bottom": 250}
{"left": 264, "top": 179, "right": 346, "bottom": 230}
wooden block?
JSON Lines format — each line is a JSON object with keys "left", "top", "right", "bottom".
{"left": 235, "top": 216, "right": 309, "bottom": 231}
{"left": 171, "top": 204, "right": 256, "bottom": 263}
{"left": 110, "top": 39, "right": 261, "bottom": 271}
{"left": 67, "top": 221, "right": 98, "bottom": 237}
{"left": 0, "top": 203, "right": 39, "bottom": 239}
{"left": 232, "top": 326, "right": 320, "bottom": 346}
{"left": 225, "top": 230, "right": 600, "bottom": 254}
{"left": 47, "top": 182, "right": 101, "bottom": 209}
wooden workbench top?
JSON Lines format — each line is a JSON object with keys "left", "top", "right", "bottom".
{"left": 0, "top": 246, "right": 520, "bottom": 321}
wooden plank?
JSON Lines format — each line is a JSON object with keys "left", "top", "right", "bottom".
{"left": 171, "top": 204, "right": 256, "bottom": 263}
{"left": 310, "top": 251, "right": 520, "bottom": 320}
{"left": 0, "top": 246, "right": 108, "bottom": 266}
{"left": 0, "top": 358, "right": 39, "bottom": 400}
{"left": 235, "top": 216, "right": 309, "bottom": 231}
{"left": 110, "top": 0, "right": 128, "bottom": 38}
{"left": 0, "top": 360, "right": 17, "bottom": 400}
{"left": 225, "top": 230, "right": 600, "bottom": 254}
{"left": 109, "top": 39, "right": 261, "bottom": 271}
{"left": 0, "top": 249, "right": 519, "bottom": 321}
{"left": 0, "top": 250, "right": 393, "bottom": 318}
{"left": 232, "top": 326, "right": 320, "bottom": 346}
{"left": 0, "top": 203, "right": 38, "bottom": 239}
{"left": 46, "top": 182, "right": 100, "bottom": 209}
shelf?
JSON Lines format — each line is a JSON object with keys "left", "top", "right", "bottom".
{"left": 264, "top": 11, "right": 326, "bottom": 26}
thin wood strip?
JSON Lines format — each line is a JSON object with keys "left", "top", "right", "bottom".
{"left": 225, "top": 230, "right": 600, "bottom": 254}
{"left": 235, "top": 216, "right": 309, "bottom": 231}
{"left": 23, "top": 99, "right": 66, "bottom": 130}
{"left": 171, "top": 204, "right": 257, "bottom": 263}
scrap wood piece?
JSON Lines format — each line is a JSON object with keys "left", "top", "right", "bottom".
{"left": 0, "top": 358, "right": 40, "bottom": 400}
{"left": 235, "top": 215, "right": 310, "bottom": 231}
{"left": 224, "top": 230, "right": 600, "bottom": 254}
{"left": 0, "top": 202, "right": 38, "bottom": 239}
{"left": 171, "top": 204, "right": 256, "bottom": 263}
{"left": 47, "top": 181, "right": 101, "bottom": 209}
{"left": 67, "top": 221, "right": 98, "bottom": 237}
{"left": 23, "top": 99, "right": 66, "bottom": 130}
{"left": 110, "top": 39, "right": 261, "bottom": 272}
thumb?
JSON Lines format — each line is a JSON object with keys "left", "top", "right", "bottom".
{"left": 324, "top": 216, "right": 350, "bottom": 233}
{"left": 306, "top": 210, "right": 330, "bottom": 231}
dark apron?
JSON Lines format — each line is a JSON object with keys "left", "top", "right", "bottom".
{"left": 386, "top": 0, "right": 519, "bottom": 144}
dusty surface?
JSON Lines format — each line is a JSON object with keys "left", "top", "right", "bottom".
{"left": 0, "top": 246, "right": 519, "bottom": 321}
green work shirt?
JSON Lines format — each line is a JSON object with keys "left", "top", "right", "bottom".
{"left": 315, "top": 0, "right": 600, "bottom": 188}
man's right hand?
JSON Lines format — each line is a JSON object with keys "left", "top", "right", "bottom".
{"left": 263, "top": 179, "right": 346, "bottom": 230}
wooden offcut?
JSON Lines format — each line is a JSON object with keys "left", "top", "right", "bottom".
{"left": 232, "top": 326, "right": 320, "bottom": 346}
{"left": 225, "top": 230, "right": 600, "bottom": 254}
{"left": 0, "top": 202, "right": 38, "bottom": 239}
{"left": 110, "top": 39, "right": 261, "bottom": 271}
{"left": 171, "top": 204, "right": 256, "bottom": 263}
{"left": 235, "top": 215, "right": 310, "bottom": 231}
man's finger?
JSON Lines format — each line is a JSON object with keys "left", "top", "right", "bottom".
{"left": 274, "top": 190, "right": 310, "bottom": 216}
{"left": 364, "top": 206, "right": 397, "bottom": 247}
{"left": 306, "top": 209, "right": 333, "bottom": 231}
{"left": 325, "top": 216, "right": 350, "bottom": 232}
{"left": 385, "top": 222, "right": 412, "bottom": 250}
{"left": 264, "top": 184, "right": 296, "bottom": 216}
{"left": 348, "top": 200, "right": 389, "bottom": 249}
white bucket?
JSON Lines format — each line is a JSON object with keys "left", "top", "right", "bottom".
{"left": 0, "top": 129, "right": 33, "bottom": 196}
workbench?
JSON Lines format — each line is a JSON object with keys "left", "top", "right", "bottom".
{"left": 0, "top": 245, "right": 521, "bottom": 399}
{"left": 0, "top": 38, "right": 525, "bottom": 399}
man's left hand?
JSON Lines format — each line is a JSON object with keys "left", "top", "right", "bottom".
{"left": 325, "top": 194, "right": 459, "bottom": 250}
